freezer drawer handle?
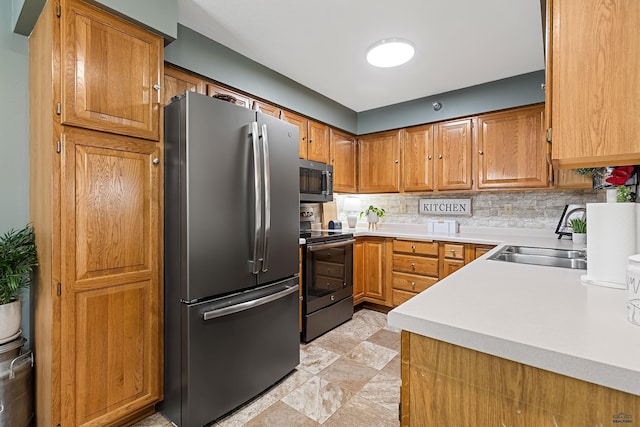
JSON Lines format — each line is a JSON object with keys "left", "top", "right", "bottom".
{"left": 202, "top": 285, "right": 299, "bottom": 321}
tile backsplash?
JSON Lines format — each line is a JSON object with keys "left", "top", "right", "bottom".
{"left": 335, "top": 190, "right": 605, "bottom": 230}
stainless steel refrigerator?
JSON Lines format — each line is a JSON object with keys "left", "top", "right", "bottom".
{"left": 162, "top": 92, "right": 300, "bottom": 427}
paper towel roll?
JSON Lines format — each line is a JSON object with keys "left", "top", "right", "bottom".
{"left": 582, "top": 203, "right": 639, "bottom": 289}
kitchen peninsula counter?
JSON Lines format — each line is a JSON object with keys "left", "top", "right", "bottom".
{"left": 353, "top": 224, "right": 640, "bottom": 397}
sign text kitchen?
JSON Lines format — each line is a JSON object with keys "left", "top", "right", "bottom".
{"left": 419, "top": 198, "right": 472, "bottom": 216}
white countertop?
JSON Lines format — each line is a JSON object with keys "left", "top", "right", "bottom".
{"left": 357, "top": 224, "right": 640, "bottom": 396}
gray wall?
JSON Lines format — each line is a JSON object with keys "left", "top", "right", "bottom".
{"left": 2, "top": 0, "right": 31, "bottom": 342}
{"left": 165, "top": 25, "right": 359, "bottom": 134}
{"left": 357, "top": 70, "right": 546, "bottom": 134}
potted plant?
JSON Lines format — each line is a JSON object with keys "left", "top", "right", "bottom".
{"left": 0, "top": 224, "right": 37, "bottom": 341}
{"left": 569, "top": 217, "right": 587, "bottom": 244}
{"left": 360, "top": 205, "right": 385, "bottom": 230}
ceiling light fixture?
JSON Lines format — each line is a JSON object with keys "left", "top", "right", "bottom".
{"left": 366, "top": 38, "right": 415, "bottom": 68}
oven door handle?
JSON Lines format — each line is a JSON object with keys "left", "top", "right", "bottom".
{"left": 307, "top": 239, "right": 356, "bottom": 252}
{"left": 203, "top": 285, "right": 299, "bottom": 321}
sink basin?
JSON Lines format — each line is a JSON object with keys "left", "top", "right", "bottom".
{"left": 488, "top": 245, "right": 586, "bottom": 270}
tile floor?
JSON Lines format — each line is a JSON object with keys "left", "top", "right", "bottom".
{"left": 134, "top": 308, "right": 401, "bottom": 426}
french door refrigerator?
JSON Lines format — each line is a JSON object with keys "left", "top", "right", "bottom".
{"left": 162, "top": 92, "right": 300, "bottom": 427}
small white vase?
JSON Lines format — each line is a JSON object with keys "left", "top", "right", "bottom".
{"left": 0, "top": 299, "right": 21, "bottom": 341}
{"left": 572, "top": 232, "right": 587, "bottom": 244}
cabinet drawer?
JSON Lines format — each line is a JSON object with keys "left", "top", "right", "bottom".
{"left": 392, "top": 289, "right": 417, "bottom": 306}
{"left": 394, "top": 239, "right": 438, "bottom": 256}
{"left": 393, "top": 272, "right": 438, "bottom": 293}
{"left": 314, "top": 261, "right": 344, "bottom": 278}
{"left": 393, "top": 254, "right": 438, "bottom": 276}
{"left": 443, "top": 243, "right": 465, "bottom": 260}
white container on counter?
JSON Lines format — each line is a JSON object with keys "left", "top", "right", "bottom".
{"left": 627, "top": 254, "right": 640, "bottom": 326}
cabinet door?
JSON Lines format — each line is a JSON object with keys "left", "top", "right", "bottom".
{"left": 163, "top": 65, "right": 206, "bottom": 105}
{"left": 436, "top": 119, "right": 472, "bottom": 190}
{"left": 281, "top": 111, "right": 308, "bottom": 159}
{"left": 330, "top": 128, "right": 358, "bottom": 193}
{"left": 353, "top": 240, "right": 365, "bottom": 304}
{"left": 358, "top": 130, "right": 401, "bottom": 193}
{"left": 550, "top": 0, "right": 640, "bottom": 168}
{"left": 60, "top": 0, "right": 162, "bottom": 141}
{"left": 476, "top": 105, "right": 548, "bottom": 189}
{"left": 206, "top": 83, "right": 252, "bottom": 108}
{"left": 362, "top": 239, "right": 386, "bottom": 301}
{"left": 401, "top": 125, "right": 434, "bottom": 192}
{"left": 308, "top": 120, "right": 330, "bottom": 163}
{"left": 60, "top": 127, "right": 161, "bottom": 426}
{"left": 253, "top": 100, "right": 281, "bottom": 118}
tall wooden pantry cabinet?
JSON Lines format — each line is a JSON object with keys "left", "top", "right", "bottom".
{"left": 29, "top": 0, "right": 164, "bottom": 425}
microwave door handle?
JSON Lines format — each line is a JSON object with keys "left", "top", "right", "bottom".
{"left": 260, "top": 123, "right": 271, "bottom": 272}
{"left": 250, "top": 122, "right": 262, "bottom": 274}
{"left": 322, "top": 170, "right": 331, "bottom": 196}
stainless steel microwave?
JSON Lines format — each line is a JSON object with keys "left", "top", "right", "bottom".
{"left": 299, "top": 159, "right": 333, "bottom": 202}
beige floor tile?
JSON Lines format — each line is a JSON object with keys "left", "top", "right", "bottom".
{"left": 312, "top": 330, "right": 362, "bottom": 355}
{"left": 333, "top": 316, "right": 383, "bottom": 341}
{"left": 281, "top": 376, "right": 352, "bottom": 423}
{"left": 243, "top": 401, "right": 320, "bottom": 426}
{"left": 323, "top": 394, "right": 399, "bottom": 427}
{"left": 267, "top": 368, "right": 314, "bottom": 400}
{"left": 357, "top": 372, "right": 402, "bottom": 413}
{"left": 130, "top": 412, "right": 173, "bottom": 426}
{"left": 381, "top": 354, "right": 401, "bottom": 379}
{"left": 298, "top": 344, "right": 341, "bottom": 375}
{"left": 317, "top": 357, "right": 379, "bottom": 393}
{"left": 366, "top": 328, "right": 401, "bottom": 351}
{"left": 214, "top": 393, "right": 278, "bottom": 427}
{"left": 345, "top": 341, "right": 398, "bottom": 370}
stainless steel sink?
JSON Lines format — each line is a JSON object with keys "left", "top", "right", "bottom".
{"left": 488, "top": 245, "right": 587, "bottom": 270}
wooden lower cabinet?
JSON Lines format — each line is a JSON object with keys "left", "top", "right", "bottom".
{"left": 392, "top": 239, "right": 439, "bottom": 306}
{"left": 401, "top": 332, "right": 640, "bottom": 426}
{"left": 439, "top": 243, "right": 466, "bottom": 280}
{"left": 353, "top": 237, "right": 388, "bottom": 305}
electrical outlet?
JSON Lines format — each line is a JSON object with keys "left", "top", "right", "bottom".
{"left": 503, "top": 204, "right": 513, "bottom": 216}
{"left": 400, "top": 203, "right": 407, "bottom": 214}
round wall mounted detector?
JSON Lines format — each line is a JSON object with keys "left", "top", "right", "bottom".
{"left": 366, "top": 38, "right": 415, "bottom": 68}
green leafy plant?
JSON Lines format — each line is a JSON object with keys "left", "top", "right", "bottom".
{"left": 574, "top": 168, "right": 597, "bottom": 176}
{"left": 0, "top": 225, "right": 37, "bottom": 305}
{"left": 617, "top": 185, "right": 632, "bottom": 203}
{"left": 359, "top": 205, "right": 386, "bottom": 219}
{"left": 569, "top": 218, "right": 587, "bottom": 234}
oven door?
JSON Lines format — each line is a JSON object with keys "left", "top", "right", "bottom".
{"left": 304, "top": 239, "right": 354, "bottom": 314}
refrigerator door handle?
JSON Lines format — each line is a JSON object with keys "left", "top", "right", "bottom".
{"left": 250, "top": 121, "right": 262, "bottom": 274}
{"left": 260, "top": 123, "right": 271, "bottom": 272}
{"left": 202, "top": 285, "right": 299, "bottom": 320}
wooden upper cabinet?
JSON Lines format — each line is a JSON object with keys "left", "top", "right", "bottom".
{"left": 435, "top": 119, "right": 472, "bottom": 190}
{"left": 330, "top": 128, "right": 357, "bottom": 193}
{"left": 60, "top": 0, "right": 162, "bottom": 141}
{"left": 401, "top": 125, "right": 434, "bottom": 192}
{"left": 307, "top": 120, "right": 330, "bottom": 163}
{"left": 281, "top": 110, "right": 308, "bottom": 159}
{"left": 253, "top": 100, "right": 281, "bottom": 118}
{"left": 206, "top": 83, "right": 251, "bottom": 108}
{"left": 163, "top": 65, "right": 206, "bottom": 105}
{"left": 549, "top": 0, "right": 640, "bottom": 168}
{"left": 358, "top": 130, "right": 401, "bottom": 193}
{"left": 556, "top": 169, "right": 593, "bottom": 189}
{"left": 476, "top": 105, "right": 548, "bottom": 189}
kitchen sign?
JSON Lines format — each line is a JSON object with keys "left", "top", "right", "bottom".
{"left": 419, "top": 198, "right": 471, "bottom": 216}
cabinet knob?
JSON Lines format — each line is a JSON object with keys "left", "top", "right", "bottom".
{"left": 478, "top": 150, "right": 484, "bottom": 155}
{"left": 438, "top": 154, "right": 443, "bottom": 159}
{"left": 411, "top": 281, "right": 416, "bottom": 288}
{"left": 395, "top": 159, "right": 399, "bottom": 164}
{"left": 428, "top": 155, "right": 432, "bottom": 160}
{"left": 411, "top": 263, "right": 415, "bottom": 270}
{"left": 309, "top": 139, "right": 313, "bottom": 143}
{"left": 152, "top": 158, "right": 160, "bottom": 165}
{"left": 411, "top": 245, "right": 416, "bottom": 252}
{"left": 153, "top": 84, "right": 160, "bottom": 91}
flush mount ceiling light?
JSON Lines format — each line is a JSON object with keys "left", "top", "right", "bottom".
{"left": 366, "top": 38, "right": 415, "bottom": 68}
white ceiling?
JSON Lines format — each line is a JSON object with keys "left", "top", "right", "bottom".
{"left": 178, "top": 0, "right": 545, "bottom": 113}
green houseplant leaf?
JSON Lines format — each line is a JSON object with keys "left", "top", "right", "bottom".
{"left": 359, "top": 205, "right": 386, "bottom": 219}
{"left": 0, "top": 224, "right": 38, "bottom": 305}
{"left": 569, "top": 218, "right": 587, "bottom": 234}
